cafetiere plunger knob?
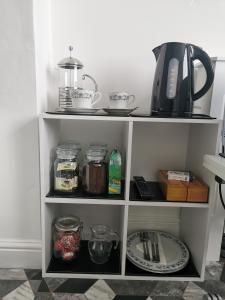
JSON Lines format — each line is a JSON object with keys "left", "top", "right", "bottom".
{"left": 69, "top": 46, "right": 73, "bottom": 57}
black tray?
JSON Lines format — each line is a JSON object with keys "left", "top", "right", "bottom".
{"left": 46, "top": 181, "right": 125, "bottom": 200}
{"left": 125, "top": 256, "right": 199, "bottom": 278}
{"left": 46, "top": 111, "right": 216, "bottom": 119}
{"left": 47, "top": 241, "right": 121, "bottom": 275}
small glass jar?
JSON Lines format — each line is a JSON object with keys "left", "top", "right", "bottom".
{"left": 53, "top": 215, "right": 82, "bottom": 262}
{"left": 54, "top": 147, "right": 79, "bottom": 193}
{"left": 82, "top": 149, "right": 107, "bottom": 195}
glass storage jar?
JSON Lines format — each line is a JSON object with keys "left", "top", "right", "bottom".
{"left": 82, "top": 148, "right": 107, "bottom": 195}
{"left": 54, "top": 147, "right": 80, "bottom": 193}
{"left": 53, "top": 215, "right": 82, "bottom": 262}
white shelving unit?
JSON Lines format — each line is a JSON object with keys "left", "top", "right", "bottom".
{"left": 39, "top": 113, "right": 221, "bottom": 281}
{"left": 203, "top": 154, "right": 225, "bottom": 181}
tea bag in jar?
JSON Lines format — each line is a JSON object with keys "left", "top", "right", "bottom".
{"left": 54, "top": 146, "right": 80, "bottom": 193}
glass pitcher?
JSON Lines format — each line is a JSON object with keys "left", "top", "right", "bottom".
{"left": 88, "top": 225, "right": 119, "bottom": 264}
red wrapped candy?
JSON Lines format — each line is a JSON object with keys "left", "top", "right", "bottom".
{"left": 61, "top": 234, "right": 76, "bottom": 250}
{"left": 54, "top": 239, "right": 63, "bottom": 252}
{"left": 63, "top": 251, "right": 75, "bottom": 261}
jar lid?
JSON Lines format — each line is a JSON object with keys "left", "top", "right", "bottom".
{"left": 86, "top": 149, "right": 106, "bottom": 161}
{"left": 57, "top": 142, "right": 81, "bottom": 152}
{"left": 89, "top": 143, "right": 107, "bottom": 151}
{"left": 58, "top": 46, "right": 83, "bottom": 70}
{"left": 55, "top": 215, "right": 81, "bottom": 232}
{"left": 56, "top": 148, "right": 77, "bottom": 159}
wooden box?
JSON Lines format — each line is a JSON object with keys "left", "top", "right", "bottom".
{"left": 185, "top": 179, "right": 209, "bottom": 203}
{"left": 159, "top": 170, "right": 187, "bottom": 201}
{"left": 159, "top": 170, "right": 209, "bottom": 202}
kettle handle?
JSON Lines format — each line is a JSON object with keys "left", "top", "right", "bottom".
{"left": 152, "top": 45, "right": 162, "bottom": 60}
{"left": 191, "top": 45, "right": 214, "bottom": 101}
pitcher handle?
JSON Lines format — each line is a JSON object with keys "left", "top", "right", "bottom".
{"left": 82, "top": 74, "right": 98, "bottom": 92}
{"left": 110, "top": 231, "right": 119, "bottom": 249}
{"left": 128, "top": 95, "right": 135, "bottom": 106}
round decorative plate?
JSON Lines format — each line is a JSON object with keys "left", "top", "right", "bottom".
{"left": 127, "top": 230, "right": 190, "bottom": 274}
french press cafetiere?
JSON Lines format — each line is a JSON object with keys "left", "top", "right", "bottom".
{"left": 58, "top": 46, "right": 98, "bottom": 109}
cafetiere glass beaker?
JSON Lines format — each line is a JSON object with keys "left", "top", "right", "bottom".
{"left": 58, "top": 46, "right": 98, "bottom": 109}
{"left": 58, "top": 46, "right": 83, "bottom": 108}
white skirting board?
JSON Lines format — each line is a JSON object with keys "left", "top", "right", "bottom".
{"left": 0, "top": 239, "right": 41, "bottom": 268}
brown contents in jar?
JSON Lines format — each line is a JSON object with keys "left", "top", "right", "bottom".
{"left": 83, "top": 162, "right": 107, "bottom": 194}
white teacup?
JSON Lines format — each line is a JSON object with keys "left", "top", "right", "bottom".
{"left": 72, "top": 89, "right": 102, "bottom": 109}
{"left": 109, "top": 92, "right": 135, "bottom": 109}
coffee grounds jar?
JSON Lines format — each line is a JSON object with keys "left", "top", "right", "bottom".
{"left": 54, "top": 148, "right": 79, "bottom": 193}
{"left": 82, "top": 149, "right": 107, "bottom": 195}
{"left": 53, "top": 215, "right": 82, "bottom": 262}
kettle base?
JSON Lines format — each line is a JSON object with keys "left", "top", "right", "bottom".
{"left": 151, "top": 111, "right": 192, "bottom": 118}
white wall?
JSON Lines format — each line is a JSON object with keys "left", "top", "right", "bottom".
{"left": 0, "top": 0, "right": 41, "bottom": 267}
{"left": 50, "top": 0, "right": 225, "bottom": 113}
{"left": 1, "top": 0, "right": 225, "bottom": 268}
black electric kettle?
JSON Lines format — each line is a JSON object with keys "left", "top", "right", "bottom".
{"left": 151, "top": 42, "right": 214, "bottom": 117}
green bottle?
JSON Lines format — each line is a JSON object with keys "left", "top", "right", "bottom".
{"left": 108, "top": 149, "right": 122, "bottom": 194}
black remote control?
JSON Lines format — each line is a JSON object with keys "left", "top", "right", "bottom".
{"left": 133, "top": 176, "right": 155, "bottom": 199}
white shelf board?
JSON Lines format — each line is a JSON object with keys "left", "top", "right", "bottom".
{"left": 203, "top": 155, "right": 225, "bottom": 181}
{"left": 45, "top": 197, "right": 125, "bottom": 205}
{"left": 45, "top": 197, "right": 209, "bottom": 208}
{"left": 40, "top": 113, "right": 129, "bottom": 122}
{"left": 129, "top": 200, "right": 209, "bottom": 208}
{"left": 43, "top": 272, "right": 122, "bottom": 279}
{"left": 40, "top": 113, "right": 221, "bottom": 125}
{"left": 43, "top": 271, "right": 201, "bottom": 281}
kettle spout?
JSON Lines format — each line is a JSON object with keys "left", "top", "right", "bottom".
{"left": 152, "top": 45, "right": 161, "bottom": 60}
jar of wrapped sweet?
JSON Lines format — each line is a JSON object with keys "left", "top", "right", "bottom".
{"left": 53, "top": 215, "right": 82, "bottom": 262}
{"left": 54, "top": 145, "right": 81, "bottom": 193}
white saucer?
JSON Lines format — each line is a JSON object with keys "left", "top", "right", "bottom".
{"left": 56, "top": 107, "right": 101, "bottom": 115}
{"left": 103, "top": 107, "right": 138, "bottom": 116}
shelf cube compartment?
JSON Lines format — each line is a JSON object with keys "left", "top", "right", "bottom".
{"left": 125, "top": 205, "right": 209, "bottom": 280}
{"left": 43, "top": 203, "right": 125, "bottom": 276}
{"left": 130, "top": 121, "right": 219, "bottom": 205}
{"left": 39, "top": 117, "right": 132, "bottom": 200}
